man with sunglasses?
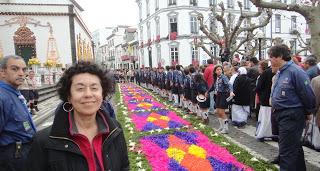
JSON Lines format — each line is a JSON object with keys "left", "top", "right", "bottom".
{"left": 0, "top": 55, "right": 37, "bottom": 171}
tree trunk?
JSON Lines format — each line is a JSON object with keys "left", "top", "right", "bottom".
{"left": 308, "top": 11, "right": 320, "bottom": 61}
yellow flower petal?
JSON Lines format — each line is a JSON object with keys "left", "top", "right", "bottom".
{"left": 160, "top": 116, "right": 170, "bottom": 121}
{"left": 147, "top": 117, "right": 157, "bottom": 122}
{"left": 167, "top": 148, "right": 186, "bottom": 163}
{"left": 188, "top": 145, "right": 207, "bottom": 159}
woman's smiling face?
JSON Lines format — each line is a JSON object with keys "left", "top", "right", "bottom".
{"left": 69, "top": 73, "right": 103, "bottom": 116}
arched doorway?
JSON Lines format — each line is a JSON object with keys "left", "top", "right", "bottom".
{"left": 14, "top": 26, "right": 36, "bottom": 63}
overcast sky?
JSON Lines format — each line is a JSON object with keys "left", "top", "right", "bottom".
{"left": 76, "top": 0, "right": 138, "bottom": 32}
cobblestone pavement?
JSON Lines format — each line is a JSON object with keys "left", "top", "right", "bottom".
{"left": 208, "top": 112, "right": 320, "bottom": 171}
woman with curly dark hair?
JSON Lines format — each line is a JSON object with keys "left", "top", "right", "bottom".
{"left": 26, "top": 61, "right": 129, "bottom": 171}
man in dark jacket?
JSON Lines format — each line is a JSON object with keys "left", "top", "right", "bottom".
{"left": 270, "top": 44, "right": 315, "bottom": 171}
{"left": 0, "top": 55, "right": 37, "bottom": 171}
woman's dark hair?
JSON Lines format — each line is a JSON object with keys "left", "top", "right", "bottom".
{"left": 305, "top": 55, "right": 317, "bottom": 66}
{"left": 213, "top": 65, "right": 223, "bottom": 85}
{"left": 194, "top": 73, "right": 205, "bottom": 83}
{"left": 183, "top": 68, "right": 190, "bottom": 75}
{"left": 57, "top": 61, "right": 114, "bottom": 102}
{"left": 268, "top": 44, "right": 291, "bottom": 61}
{"left": 189, "top": 66, "right": 196, "bottom": 73}
{"left": 165, "top": 65, "right": 170, "bottom": 71}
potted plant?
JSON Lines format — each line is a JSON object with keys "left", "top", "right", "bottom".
{"left": 27, "top": 57, "right": 41, "bottom": 73}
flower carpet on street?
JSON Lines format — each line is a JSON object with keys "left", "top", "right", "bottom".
{"left": 117, "top": 84, "right": 275, "bottom": 171}
{"left": 121, "top": 84, "right": 190, "bottom": 131}
{"left": 131, "top": 110, "right": 190, "bottom": 131}
{"left": 140, "top": 131, "right": 253, "bottom": 171}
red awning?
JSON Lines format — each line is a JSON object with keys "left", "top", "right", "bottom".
{"left": 121, "top": 55, "right": 130, "bottom": 61}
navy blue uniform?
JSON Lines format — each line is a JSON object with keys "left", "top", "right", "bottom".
{"left": 271, "top": 61, "right": 316, "bottom": 171}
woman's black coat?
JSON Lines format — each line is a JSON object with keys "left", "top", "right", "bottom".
{"left": 26, "top": 105, "right": 129, "bottom": 171}
{"left": 256, "top": 68, "right": 274, "bottom": 106}
{"left": 233, "top": 74, "right": 253, "bottom": 106}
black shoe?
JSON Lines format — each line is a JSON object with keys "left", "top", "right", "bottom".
{"left": 34, "top": 106, "right": 39, "bottom": 112}
{"left": 257, "top": 138, "right": 265, "bottom": 142}
{"left": 271, "top": 137, "right": 279, "bottom": 142}
{"left": 270, "top": 156, "right": 280, "bottom": 164}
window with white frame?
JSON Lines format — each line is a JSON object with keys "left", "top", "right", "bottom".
{"left": 155, "top": 0, "right": 159, "bottom": 10}
{"left": 209, "top": 17, "right": 216, "bottom": 32}
{"left": 170, "top": 46, "right": 179, "bottom": 63}
{"left": 139, "top": 4, "right": 142, "bottom": 21}
{"left": 169, "top": 0, "right": 176, "bottom": 6}
{"left": 190, "top": 0, "right": 198, "bottom": 6}
{"left": 157, "top": 45, "right": 161, "bottom": 64}
{"left": 156, "top": 20, "right": 160, "bottom": 36}
{"left": 261, "top": 49, "right": 265, "bottom": 59}
{"left": 190, "top": 16, "right": 199, "bottom": 34}
{"left": 259, "top": 17, "right": 265, "bottom": 32}
{"left": 191, "top": 46, "right": 199, "bottom": 61}
{"left": 140, "top": 26, "right": 143, "bottom": 40}
{"left": 289, "top": 39, "right": 297, "bottom": 53}
{"left": 169, "top": 16, "right": 178, "bottom": 33}
{"left": 275, "top": 14, "right": 281, "bottom": 33}
{"left": 146, "top": 0, "right": 150, "bottom": 16}
{"left": 291, "top": 16, "right": 297, "bottom": 30}
{"left": 209, "top": 0, "right": 216, "bottom": 6}
{"left": 140, "top": 49, "right": 144, "bottom": 65}
{"left": 147, "top": 22, "right": 151, "bottom": 40}
{"left": 227, "top": 0, "right": 234, "bottom": 8}
{"left": 244, "top": 0, "right": 250, "bottom": 9}
{"left": 210, "top": 45, "right": 214, "bottom": 55}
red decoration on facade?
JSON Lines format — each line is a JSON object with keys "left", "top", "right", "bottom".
{"left": 171, "top": 60, "right": 178, "bottom": 66}
{"left": 192, "top": 60, "right": 199, "bottom": 66}
{"left": 193, "top": 37, "right": 198, "bottom": 44}
{"left": 170, "top": 32, "right": 177, "bottom": 40}
{"left": 147, "top": 39, "right": 152, "bottom": 46}
{"left": 130, "top": 56, "right": 138, "bottom": 62}
{"left": 121, "top": 55, "right": 130, "bottom": 61}
{"left": 218, "top": 39, "right": 224, "bottom": 45}
{"left": 156, "top": 35, "right": 160, "bottom": 43}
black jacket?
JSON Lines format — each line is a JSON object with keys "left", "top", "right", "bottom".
{"left": 26, "top": 105, "right": 129, "bottom": 171}
{"left": 233, "top": 74, "right": 253, "bottom": 106}
{"left": 256, "top": 68, "right": 274, "bottom": 106}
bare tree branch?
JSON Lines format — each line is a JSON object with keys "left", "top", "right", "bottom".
{"left": 249, "top": 0, "right": 311, "bottom": 17}
{"left": 195, "top": 38, "right": 218, "bottom": 60}
{"left": 239, "top": 9, "right": 272, "bottom": 32}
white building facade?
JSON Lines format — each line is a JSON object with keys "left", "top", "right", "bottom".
{"left": 136, "top": 0, "right": 310, "bottom": 68}
{"left": 93, "top": 27, "right": 113, "bottom": 67}
{"left": 106, "top": 25, "right": 129, "bottom": 70}
{"left": 0, "top": 0, "right": 93, "bottom": 67}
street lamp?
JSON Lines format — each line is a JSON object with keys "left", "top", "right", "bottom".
{"left": 256, "top": 30, "right": 264, "bottom": 60}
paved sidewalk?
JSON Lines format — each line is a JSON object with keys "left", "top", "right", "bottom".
{"left": 31, "top": 96, "right": 61, "bottom": 126}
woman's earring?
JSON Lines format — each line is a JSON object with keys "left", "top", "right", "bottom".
{"left": 63, "top": 102, "right": 73, "bottom": 112}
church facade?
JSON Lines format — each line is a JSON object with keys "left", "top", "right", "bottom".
{"left": 0, "top": 0, "right": 93, "bottom": 67}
